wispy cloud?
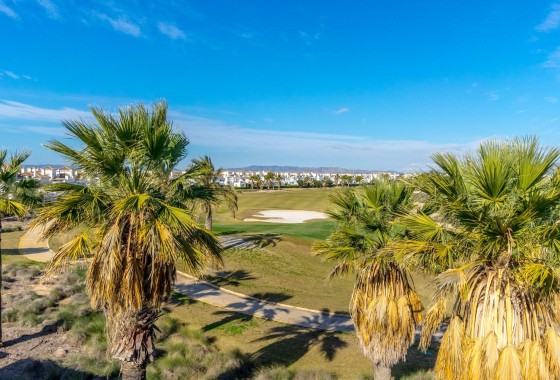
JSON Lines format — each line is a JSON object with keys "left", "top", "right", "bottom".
{"left": 0, "top": 100, "right": 90, "bottom": 122}
{"left": 546, "top": 96, "right": 559, "bottom": 103}
{"left": 486, "top": 91, "right": 500, "bottom": 101}
{"left": 0, "top": 1, "right": 18, "bottom": 19}
{"left": 95, "top": 12, "right": 142, "bottom": 37}
{"left": 0, "top": 70, "right": 33, "bottom": 80}
{"left": 157, "top": 22, "right": 186, "bottom": 40}
{"left": 537, "top": 3, "right": 560, "bottom": 32}
{"left": 333, "top": 107, "right": 349, "bottom": 114}
{"left": 0, "top": 100, "right": 483, "bottom": 171}
{"left": 543, "top": 46, "right": 560, "bottom": 68}
{"left": 37, "top": 0, "right": 60, "bottom": 19}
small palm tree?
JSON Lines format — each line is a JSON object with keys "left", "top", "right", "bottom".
{"left": 264, "top": 172, "right": 275, "bottom": 190}
{"left": 314, "top": 180, "right": 423, "bottom": 380}
{"left": 275, "top": 173, "right": 282, "bottom": 190}
{"left": 249, "top": 174, "right": 261, "bottom": 190}
{"left": 392, "top": 137, "right": 560, "bottom": 379}
{"left": 187, "top": 155, "right": 238, "bottom": 230}
{"left": 33, "top": 102, "right": 223, "bottom": 379}
{"left": 0, "top": 150, "right": 41, "bottom": 345}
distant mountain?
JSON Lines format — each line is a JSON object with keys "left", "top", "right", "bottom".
{"left": 226, "top": 165, "right": 400, "bottom": 174}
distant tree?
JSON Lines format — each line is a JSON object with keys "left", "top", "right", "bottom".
{"left": 355, "top": 175, "right": 363, "bottom": 184}
{"left": 264, "top": 172, "right": 275, "bottom": 190}
{"left": 187, "top": 156, "right": 238, "bottom": 230}
{"left": 0, "top": 150, "right": 41, "bottom": 346}
{"left": 322, "top": 178, "right": 333, "bottom": 188}
{"left": 334, "top": 174, "right": 340, "bottom": 187}
{"left": 275, "top": 173, "right": 282, "bottom": 190}
{"left": 249, "top": 174, "right": 261, "bottom": 190}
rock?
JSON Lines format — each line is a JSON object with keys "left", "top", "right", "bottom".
{"left": 54, "top": 348, "right": 67, "bottom": 358}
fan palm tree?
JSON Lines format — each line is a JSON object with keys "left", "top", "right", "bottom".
{"left": 32, "top": 101, "right": 223, "bottom": 380}
{"left": 264, "top": 171, "right": 275, "bottom": 190}
{"left": 392, "top": 137, "right": 560, "bottom": 379}
{"left": 275, "top": 173, "right": 282, "bottom": 190}
{"left": 187, "top": 155, "right": 238, "bottom": 230}
{"left": 0, "top": 150, "right": 41, "bottom": 346}
{"left": 313, "top": 180, "right": 423, "bottom": 380}
{"left": 249, "top": 174, "right": 261, "bottom": 190}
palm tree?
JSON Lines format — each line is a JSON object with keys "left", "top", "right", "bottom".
{"left": 249, "top": 174, "right": 261, "bottom": 190}
{"left": 275, "top": 173, "right": 282, "bottom": 190}
{"left": 0, "top": 150, "right": 41, "bottom": 346}
{"left": 264, "top": 172, "right": 275, "bottom": 190}
{"left": 187, "top": 155, "right": 238, "bottom": 230}
{"left": 32, "top": 102, "right": 223, "bottom": 380}
{"left": 392, "top": 137, "right": 560, "bottom": 379}
{"left": 313, "top": 180, "right": 422, "bottom": 379}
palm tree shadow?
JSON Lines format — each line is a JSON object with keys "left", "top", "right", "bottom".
{"left": 0, "top": 358, "right": 114, "bottom": 380}
{"left": 251, "top": 312, "right": 348, "bottom": 367}
{"left": 204, "top": 269, "right": 256, "bottom": 287}
{"left": 1, "top": 320, "right": 62, "bottom": 348}
{"left": 203, "top": 292, "right": 293, "bottom": 332}
{"left": 242, "top": 233, "right": 282, "bottom": 248}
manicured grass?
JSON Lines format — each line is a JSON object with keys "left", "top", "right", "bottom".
{"left": 214, "top": 187, "right": 337, "bottom": 223}
{"left": 1, "top": 230, "right": 35, "bottom": 265}
{"left": 213, "top": 220, "right": 336, "bottom": 241}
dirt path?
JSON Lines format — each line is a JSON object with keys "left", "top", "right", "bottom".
{"left": 18, "top": 227, "right": 354, "bottom": 332}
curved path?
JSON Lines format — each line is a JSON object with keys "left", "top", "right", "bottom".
{"left": 17, "top": 227, "right": 354, "bottom": 332}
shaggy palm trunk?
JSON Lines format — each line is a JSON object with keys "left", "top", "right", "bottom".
{"left": 374, "top": 364, "right": 391, "bottom": 380}
{"left": 205, "top": 205, "right": 213, "bottom": 230}
{"left": 110, "top": 307, "right": 158, "bottom": 380}
{"left": 121, "top": 361, "right": 146, "bottom": 380}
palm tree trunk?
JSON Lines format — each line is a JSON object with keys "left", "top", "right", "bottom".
{"left": 121, "top": 361, "right": 146, "bottom": 380}
{"left": 374, "top": 364, "right": 391, "bottom": 380}
{"left": 205, "top": 205, "right": 213, "bottom": 230}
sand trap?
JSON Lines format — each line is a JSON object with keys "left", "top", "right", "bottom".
{"left": 243, "top": 210, "right": 329, "bottom": 224}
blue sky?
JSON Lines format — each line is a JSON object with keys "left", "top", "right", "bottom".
{"left": 1, "top": 1, "right": 560, "bottom": 171}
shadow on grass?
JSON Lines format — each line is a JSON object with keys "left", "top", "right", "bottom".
{"left": 391, "top": 339, "right": 439, "bottom": 379}
{"left": 205, "top": 269, "right": 256, "bottom": 287}
{"left": 0, "top": 358, "right": 112, "bottom": 380}
{"left": 251, "top": 314, "right": 348, "bottom": 367}
{"left": 242, "top": 233, "right": 282, "bottom": 248}
{"left": 203, "top": 292, "right": 293, "bottom": 333}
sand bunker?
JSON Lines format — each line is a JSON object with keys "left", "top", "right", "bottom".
{"left": 243, "top": 210, "right": 329, "bottom": 224}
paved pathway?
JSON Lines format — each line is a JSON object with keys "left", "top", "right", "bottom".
{"left": 17, "top": 227, "right": 354, "bottom": 332}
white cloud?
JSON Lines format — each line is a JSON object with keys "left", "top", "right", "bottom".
{"left": 0, "top": 1, "right": 17, "bottom": 19}
{"left": 486, "top": 91, "right": 500, "bottom": 101}
{"left": 3, "top": 71, "right": 19, "bottom": 79}
{"left": 0, "top": 100, "right": 91, "bottom": 122}
{"left": 37, "top": 0, "right": 60, "bottom": 19}
{"left": 333, "top": 107, "right": 349, "bottom": 114}
{"left": 546, "top": 96, "right": 559, "bottom": 103}
{"left": 543, "top": 47, "right": 560, "bottom": 68}
{"left": 157, "top": 22, "right": 186, "bottom": 40}
{"left": 95, "top": 13, "right": 142, "bottom": 37}
{"left": 537, "top": 3, "right": 560, "bottom": 32}
{"left": 0, "top": 100, "right": 483, "bottom": 171}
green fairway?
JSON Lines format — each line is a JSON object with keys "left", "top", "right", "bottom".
{"left": 213, "top": 187, "right": 337, "bottom": 222}
{"left": 213, "top": 220, "right": 335, "bottom": 241}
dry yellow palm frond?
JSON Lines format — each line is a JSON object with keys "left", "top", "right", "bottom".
{"left": 520, "top": 339, "right": 550, "bottom": 380}
{"left": 435, "top": 316, "right": 465, "bottom": 380}
{"left": 419, "top": 297, "right": 446, "bottom": 351}
{"left": 494, "top": 345, "right": 522, "bottom": 380}
{"left": 543, "top": 327, "right": 560, "bottom": 378}
{"left": 351, "top": 262, "right": 422, "bottom": 368}
{"left": 462, "top": 337, "right": 483, "bottom": 380}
